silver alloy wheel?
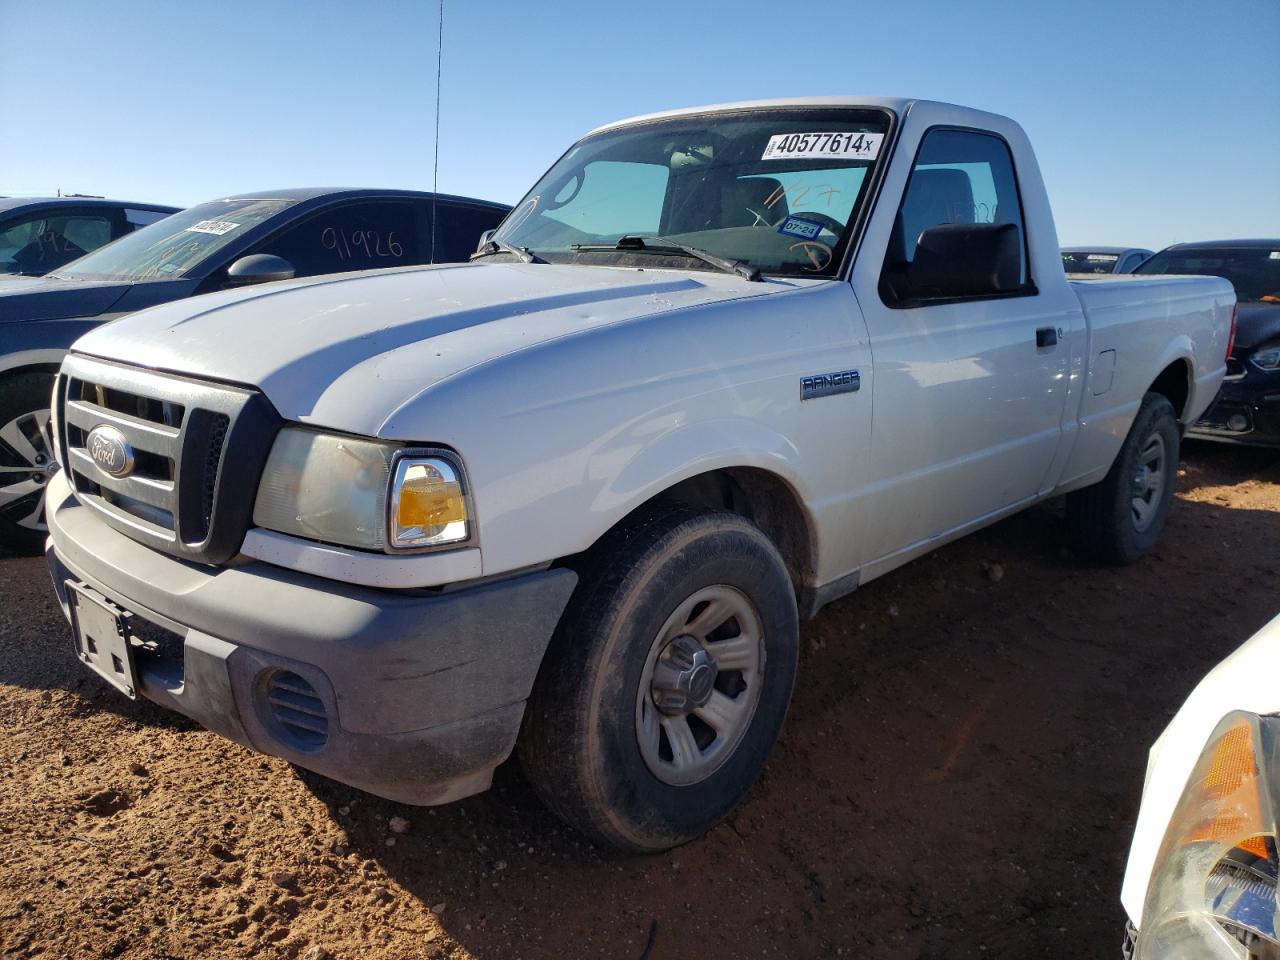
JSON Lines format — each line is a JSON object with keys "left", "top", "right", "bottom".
{"left": 635, "top": 584, "right": 765, "bottom": 787}
{"left": 1131, "top": 432, "right": 1166, "bottom": 533}
{"left": 0, "top": 407, "right": 55, "bottom": 533}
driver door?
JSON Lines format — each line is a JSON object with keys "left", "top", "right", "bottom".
{"left": 852, "top": 127, "right": 1073, "bottom": 568}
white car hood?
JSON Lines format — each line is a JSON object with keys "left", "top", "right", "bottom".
{"left": 1122, "top": 612, "right": 1280, "bottom": 925}
{"left": 72, "top": 261, "right": 781, "bottom": 437}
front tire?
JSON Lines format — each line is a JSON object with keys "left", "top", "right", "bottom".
{"left": 1067, "top": 391, "right": 1180, "bottom": 564}
{"left": 0, "top": 370, "right": 57, "bottom": 554}
{"left": 520, "top": 504, "right": 799, "bottom": 852}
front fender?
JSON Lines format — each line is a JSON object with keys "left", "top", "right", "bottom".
{"left": 596, "top": 415, "right": 808, "bottom": 516}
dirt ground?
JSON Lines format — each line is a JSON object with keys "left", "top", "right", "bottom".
{"left": 1, "top": 441, "right": 1278, "bottom": 960}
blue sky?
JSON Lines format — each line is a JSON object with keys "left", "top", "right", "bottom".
{"left": 1, "top": 0, "right": 1276, "bottom": 251}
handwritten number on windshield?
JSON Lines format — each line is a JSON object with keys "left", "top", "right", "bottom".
{"left": 764, "top": 183, "right": 842, "bottom": 210}
{"left": 322, "top": 227, "right": 404, "bottom": 261}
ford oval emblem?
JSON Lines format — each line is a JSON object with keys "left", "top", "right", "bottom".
{"left": 85, "top": 425, "right": 136, "bottom": 479}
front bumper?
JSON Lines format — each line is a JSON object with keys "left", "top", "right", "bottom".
{"left": 44, "top": 471, "right": 577, "bottom": 805}
{"left": 1188, "top": 375, "right": 1280, "bottom": 447}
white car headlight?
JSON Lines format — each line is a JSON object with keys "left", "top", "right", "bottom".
{"left": 1136, "top": 711, "right": 1280, "bottom": 959}
{"left": 253, "top": 428, "right": 470, "bottom": 552}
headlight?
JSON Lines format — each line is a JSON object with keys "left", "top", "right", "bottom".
{"left": 253, "top": 428, "right": 470, "bottom": 552}
{"left": 1136, "top": 711, "right": 1280, "bottom": 959}
{"left": 1252, "top": 345, "right": 1280, "bottom": 371}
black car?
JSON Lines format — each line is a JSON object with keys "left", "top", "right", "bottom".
{"left": 0, "top": 196, "right": 179, "bottom": 276}
{"left": 0, "top": 187, "right": 509, "bottom": 551}
{"left": 1135, "top": 240, "right": 1280, "bottom": 446}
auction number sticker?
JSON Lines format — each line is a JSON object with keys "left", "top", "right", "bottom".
{"left": 185, "top": 220, "right": 241, "bottom": 236}
{"left": 761, "top": 131, "right": 883, "bottom": 161}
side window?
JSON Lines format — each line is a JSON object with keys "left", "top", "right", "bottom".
{"left": 250, "top": 201, "right": 423, "bottom": 278}
{"left": 880, "top": 128, "right": 1031, "bottom": 304}
{"left": 122, "top": 208, "right": 173, "bottom": 235}
{"left": 430, "top": 202, "right": 508, "bottom": 263}
{"left": 0, "top": 211, "right": 114, "bottom": 275}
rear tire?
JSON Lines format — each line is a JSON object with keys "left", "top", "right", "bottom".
{"left": 0, "top": 370, "right": 57, "bottom": 554}
{"left": 520, "top": 504, "right": 799, "bottom": 852}
{"left": 1067, "top": 391, "right": 1179, "bottom": 564}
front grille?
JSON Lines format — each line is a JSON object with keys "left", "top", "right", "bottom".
{"left": 58, "top": 354, "right": 280, "bottom": 564}
{"left": 265, "top": 671, "right": 329, "bottom": 750}
{"left": 1226, "top": 357, "right": 1247, "bottom": 380}
{"left": 201, "top": 414, "right": 230, "bottom": 536}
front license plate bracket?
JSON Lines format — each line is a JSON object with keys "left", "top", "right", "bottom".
{"left": 67, "top": 582, "right": 139, "bottom": 700}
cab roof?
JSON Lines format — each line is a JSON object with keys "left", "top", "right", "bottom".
{"left": 586, "top": 96, "right": 928, "bottom": 136}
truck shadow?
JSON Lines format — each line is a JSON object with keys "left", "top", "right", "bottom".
{"left": 291, "top": 444, "right": 1280, "bottom": 960}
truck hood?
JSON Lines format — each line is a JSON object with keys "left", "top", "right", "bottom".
{"left": 0, "top": 276, "right": 131, "bottom": 322}
{"left": 1121, "top": 612, "right": 1280, "bottom": 926}
{"left": 1234, "top": 302, "right": 1280, "bottom": 350}
{"left": 73, "top": 261, "right": 785, "bottom": 435}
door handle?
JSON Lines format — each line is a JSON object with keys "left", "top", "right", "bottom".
{"left": 1036, "top": 327, "right": 1058, "bottom": 348}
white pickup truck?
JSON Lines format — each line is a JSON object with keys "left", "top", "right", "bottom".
{"left": 45, "top": 97, "right": 1234, "bottom": 851}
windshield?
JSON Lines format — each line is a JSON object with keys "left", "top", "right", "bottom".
{"left": 493, "top": 108, "right": 892, "bottom": 278}
{"left": 55, "top": 198, "right": 298, "bottom": 281}
{"left": 1135, "top": 246, "right": 1280, "bottom": 303}
{"left": 1062, "top": 251, "right": 1120, "bottom": 274}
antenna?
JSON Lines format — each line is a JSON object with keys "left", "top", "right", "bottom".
{"left": 430, "top": 0, "right": 444, "bottom": 263}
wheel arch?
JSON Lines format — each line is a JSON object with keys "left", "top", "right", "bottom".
{"left": 575, "top": 462, "right": 818, "bottom": 614}
{"left": 0, "top": 350, "right": 64, "bottom": 379}
{"left": 1147, "top": 356, "right": 1193, "bottom": 425}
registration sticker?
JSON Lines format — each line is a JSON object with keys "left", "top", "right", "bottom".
{"left": 1270, "top": 251, "right": 1280, "bottom": 260}
{"left": 777, "top": 215, "right": 825, "bottom": 241}
{"left": 761, "top": 131, "right": 883, "bottom": 162}
{"left": 185, "top": 219, "right": 241, "bottom": 236}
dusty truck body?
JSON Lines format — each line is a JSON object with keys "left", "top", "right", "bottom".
{"left": 44, "top": 97, "right": 1234, "bottom": 850}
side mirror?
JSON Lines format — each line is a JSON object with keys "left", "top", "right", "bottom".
{"left": 887, "top": 222, "right": 1022, "bottom": 304}
{"left": 475, "top": 229, "right": 497, "bottom": 254}
{"left": 226, "top": 254, "right": 296, "bottom": 287}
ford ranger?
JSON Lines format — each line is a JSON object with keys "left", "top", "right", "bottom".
{"left": 43, "top": 97, "right": 1235, "bottom": 851}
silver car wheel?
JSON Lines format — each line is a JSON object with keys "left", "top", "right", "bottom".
{"left": 635, "top": 584, "right": 765, "bottom": 787}
{"left": 1130, "top": 432, "right": 1166, "bottom": 534}
{"left": 0, "top": 407, "right": 55, "bottom": 533}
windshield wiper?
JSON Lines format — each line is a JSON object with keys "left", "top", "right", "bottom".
{"left": 470, "top": 237, "right": 543, "bottom": 264}
{"left": 572, "top": 235, "right": 761, "bottom": 282}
